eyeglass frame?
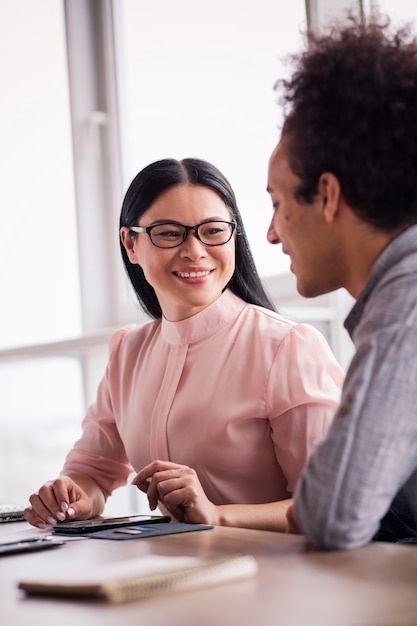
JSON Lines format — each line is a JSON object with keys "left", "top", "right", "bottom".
{"left": 129, "top": 219, "right": 237, "bottom": 249}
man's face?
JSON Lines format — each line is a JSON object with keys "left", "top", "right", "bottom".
{"left": 267, "top": 138, "right": 341, "bottom": 298}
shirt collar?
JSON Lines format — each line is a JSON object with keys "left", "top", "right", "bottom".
{"left": 345, "top": 225, "right": 417, "bottom": 337}
{"left": 161, "top": 289, "right": 246, "bottom": 345}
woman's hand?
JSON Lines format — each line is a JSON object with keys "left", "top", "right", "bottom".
{"left": 24, "top": 475, "right": 96, "bottom": 529}
{"left": 132, "top": 460, "right": 221, "bottom": 525}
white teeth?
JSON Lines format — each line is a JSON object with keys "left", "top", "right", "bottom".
{"left": 176, "top": 271, "right": 210, "bottom": 278}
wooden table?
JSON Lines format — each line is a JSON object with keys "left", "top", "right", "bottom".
{"left": 1, "top": 521, "right": 417, "bottom": 626}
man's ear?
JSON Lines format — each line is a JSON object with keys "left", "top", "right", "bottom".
{"left": 317, "top": 172, "right": 342, "bottom": 224}
{"left": 120, "top": 227, "right": 140, "bottom": 265}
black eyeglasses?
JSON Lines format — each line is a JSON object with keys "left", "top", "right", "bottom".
{"left": 129, "top": 220, "right": 237, "bottom": 249}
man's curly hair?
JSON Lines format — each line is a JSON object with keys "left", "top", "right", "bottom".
{"left": 276, "top": 17, "right": 417, "bottom": 231}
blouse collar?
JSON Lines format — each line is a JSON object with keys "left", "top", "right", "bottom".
{"left": 161, "top": 289, "right": 246, "bottom": 345}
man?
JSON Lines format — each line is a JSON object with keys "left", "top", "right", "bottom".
{"left": 267, "top": 18, "right": 417, "bottom": 549}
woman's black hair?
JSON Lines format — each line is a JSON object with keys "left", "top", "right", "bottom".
{"left": 119, "top": 157, "right": 276, "bottom": 318}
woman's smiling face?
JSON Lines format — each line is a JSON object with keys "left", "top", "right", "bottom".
{"left": 120, "top": 183, "right": 236, "bottom": 321}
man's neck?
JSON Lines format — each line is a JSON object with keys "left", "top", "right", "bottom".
{"left": 340, "top": 214, "right": 404, "bottom": 299}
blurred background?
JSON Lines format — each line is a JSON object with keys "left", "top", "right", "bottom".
{"left": 0, "top": 0, "right": 414, "bottom": 512}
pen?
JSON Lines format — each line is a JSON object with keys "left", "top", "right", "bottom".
{"left": 1, "top": 536, "right": 55, "bottom": 547}
{"left": 0, "top": 535, "right": 65, "bottom": 556}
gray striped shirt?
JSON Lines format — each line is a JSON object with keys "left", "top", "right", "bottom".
{"left": 294, "top": 225, "right": 417, "bottom": 549}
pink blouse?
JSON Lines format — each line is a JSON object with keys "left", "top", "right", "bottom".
{"left": 62, "top": 290, "right": 343, "bottom": 505}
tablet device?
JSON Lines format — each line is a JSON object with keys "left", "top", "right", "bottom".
{"left": 90, "top": 522, "right": 214, "bottom": 540}
{"left": 52, "top": 514, "right": 171, "bottom": 535}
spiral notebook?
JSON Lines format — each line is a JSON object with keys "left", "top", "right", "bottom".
{"left": 18, "top": 553, "right": 258, "bottom": 603}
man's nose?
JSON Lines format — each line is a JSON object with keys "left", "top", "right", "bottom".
{"left": 267, "top": 220, "right": 281, "bottom": 245}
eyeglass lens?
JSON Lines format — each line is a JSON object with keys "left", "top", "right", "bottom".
{"left": 150, "top": 221, "right": 234, "bottom": 247}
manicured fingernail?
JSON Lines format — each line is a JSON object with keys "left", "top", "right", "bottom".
{"left": 37, "top": 522, "right": 47, "bottom": 529}
{"left": 61, "top": 502, "right": 69, "bottom": 512}
{"left": 56, "top": 511, "right": 66, "bottom": 521}
{"left": 47, "top": 516, "right": 57, "bottom": 525}
{"left": 67, "top": 507, "right": 75, "bottom": 517}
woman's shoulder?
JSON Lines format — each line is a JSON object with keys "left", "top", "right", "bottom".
{"left": 108, "top": 319, "right": 160, "bottom": 355}
{"left": 244, "top": 301, "right": 298, "bottom": 332}
{"left": 244, "top": 301, "right": 332, "bottom": 347}
{"left": 245, "top": 304, "right": 343, "bottom": 382}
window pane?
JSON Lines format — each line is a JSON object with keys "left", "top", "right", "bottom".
{"left": 0, "top": 358, "right": 84, "bottom": 504}
{"left": 117, "top": 0, "right": 306, "bottom": 277}
{"left": 0, "top": 0, "right": 81, "bottom": 349}
{"left": 0, "top": 1, "right": 84, "bottom": 508}
{"left": 371, "top": 0, "right": 417, "bottom": 21}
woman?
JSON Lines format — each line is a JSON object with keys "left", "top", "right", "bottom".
{"left": 25, "top": 158, "right": 343, "bottom": 532}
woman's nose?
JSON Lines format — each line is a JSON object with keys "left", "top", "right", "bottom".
{"left": 179, "top": 231, "right": 208, "bottom": 258}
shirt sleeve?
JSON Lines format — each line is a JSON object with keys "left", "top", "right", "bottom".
{"left": 267, "top": 323, "right": 344, "bottom": 494}
{"left": 294, "top": 323, "right": 417, "bottom": 549}
{"left": 61, "top": 327, "right": 134, "bottom": 498}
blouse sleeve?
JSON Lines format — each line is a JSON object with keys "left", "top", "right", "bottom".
{"left": 266, "top": 323, "right": 344, "bottom": 493}
{"left": 61, "top": 327, "right": 134, "bottom": 498}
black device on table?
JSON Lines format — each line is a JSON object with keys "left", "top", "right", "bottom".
{"left": 52, "top": 514, "right": 171, "bottom": 535}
